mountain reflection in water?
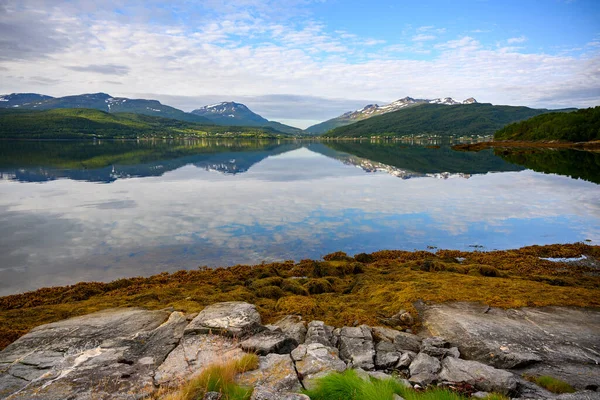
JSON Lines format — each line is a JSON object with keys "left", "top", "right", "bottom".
{"left": 0, "top": 139, "right": 598, "bottom": 295}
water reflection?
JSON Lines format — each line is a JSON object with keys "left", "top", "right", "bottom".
{"left": 0, "top": 140, "right": 598, "bottom": 295}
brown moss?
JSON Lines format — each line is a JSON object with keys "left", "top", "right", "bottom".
{"left": 0, "top": 243, "right": 599, "bottom": 350}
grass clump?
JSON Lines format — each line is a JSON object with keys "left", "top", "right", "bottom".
{"left": 525, "top": 375, "right": 576, "bottom": 394}
{"left": 161, "top": 353, "right": 259, "bottom": 400}
{"left": 303, "top": 369, "right": 472, "bottom": 400}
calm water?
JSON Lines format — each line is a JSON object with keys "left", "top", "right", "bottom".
{"left": 1, "top": 139, "right": 599, "bottom": 295}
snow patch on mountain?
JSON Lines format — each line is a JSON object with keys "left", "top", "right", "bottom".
{"left": 341, "top": 96, "right": 477, "bottom": 121}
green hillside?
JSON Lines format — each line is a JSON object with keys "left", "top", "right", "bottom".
{"left": 323, "top": 103, "right": 567, "bottom": 138}
{"left": 0, "top": 109, "right": 283, "bottom": 139}
{"left": 494, "top": 106, "right": 600, "bottom": 142}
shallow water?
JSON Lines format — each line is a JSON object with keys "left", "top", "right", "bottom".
{"left": 0, "top": 139, "right": 598, "bottom": 295}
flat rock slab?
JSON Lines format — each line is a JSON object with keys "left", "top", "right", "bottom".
{"left": 439, "top": 356, "right": 517, "bottom": 395}
{"left": 155, "top": 333, "right": 244, "bottom": 386}
{"left": 185, "top": 301, "right": 263, "bottom": 337}
{"left": 0, "top": 308, "right": 185, "bottom": 399}
{"left": 421, "top": 302, "right": 600, "bottom": 389}
{"left": 237, "top": 354, "right": 301, "bottom": 392}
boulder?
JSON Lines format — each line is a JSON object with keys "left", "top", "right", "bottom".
{"left": 304, "top": 321, "right": 335, "bottom": 346}
{"left": 372, "top": 326, "right": 403, "bottom": 343}
{"left": 374, "top": 341, "right": 401, "bottom": 370}
{"left": 291, "top": 343, "right": 346, "bottom": 389}
{"left": 184, "top": 301, "right": 263, "bottom": 337}
{"left": 271, "top": 315, "right": 307, "bottom": 344}
{"left": 438, "top": 356, "right": 518, "bottom": 395}
{"left": 240, "top": 330, "right": 298, "bottom": 355}
{"left": 0, "top": 308, "right": 186, "bottom": 400}
{"left": 337, "top": 325, "right": 376, "bottom": 370}
{"left": 397, "top": 351, "right": 415, "bottom": 368}
{"left": 408, "top": 352, "right": 441, "bottom": 385}
{"left": 237, "top": 353, "right": 301, "bottom": 393}
{"left": 393, "top": 332, "right": 422, "bottom": 353}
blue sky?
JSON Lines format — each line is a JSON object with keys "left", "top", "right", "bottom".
{"left": 0, "top": 0, "right": 598, "bottom": 127}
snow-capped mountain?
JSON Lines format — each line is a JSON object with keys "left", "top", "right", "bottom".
{"left": 191, "top": 101, "right": 303, "bottom": 135}
{"left": 306, "top": 96, "right": 478, "bottom": 134}
{"left": 343, "top": 96, "right": 478, "bottom": 121}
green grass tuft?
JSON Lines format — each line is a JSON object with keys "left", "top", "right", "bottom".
{"left": 303, "top": 369, "right": 472, "bottom": 400}
{"left": 527, "top": 375, "right": 576, "bottom": 394}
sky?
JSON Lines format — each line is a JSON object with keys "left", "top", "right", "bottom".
{"left": 0, "top": 0, "right": 599, "bottom": 128}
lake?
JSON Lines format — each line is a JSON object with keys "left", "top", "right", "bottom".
{"left": 1, "top": 139, "right": 598, "bottom": 296}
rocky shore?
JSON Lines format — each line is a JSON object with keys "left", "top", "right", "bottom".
{"left": 1, "top": 301, "right": 598, "bottom": 399}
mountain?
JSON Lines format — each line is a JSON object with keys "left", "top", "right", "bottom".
{"left": 0, "top": 108, "right": 283, "bottom": 139}
{"left": 0, "top": 92, "right": 213, "bottom": 124}
{"left": 305, "top": 96, "right": 478, "bottom": 134}
{"left": 191, "top": 102, "right": 303, "bottom": 135}
{"left": 494, "top": 106, "right": 599, "bottom": 142}
{"left": 322, "top": 103, "right": 571, "bottom": 138}
{"left": 0, "top": 93, "right": 54, "bottom": 107}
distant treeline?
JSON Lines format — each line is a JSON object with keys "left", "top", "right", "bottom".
{"left": 494, "top": 106, "right": 600, "bottom": 142}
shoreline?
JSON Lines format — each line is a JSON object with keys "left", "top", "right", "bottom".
{"left": 1, "top": 242, "right": 598, "bottom": 351}
{"left": 451, "top": 140, "right": 600, "bottom": 151}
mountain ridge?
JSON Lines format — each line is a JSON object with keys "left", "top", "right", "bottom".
{"left": 0, "top": 93, "right": 302, "bottom": 134}
{"left": 306, "top": 96, "right": 478, "bottom": 134}
{"left": 322, "top": 103, "right": 574, "bottom": 138}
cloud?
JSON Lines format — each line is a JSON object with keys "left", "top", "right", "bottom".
{"left": 507, "top": 36, "right": 527, "bottom": 44}
{"left": 412, "top": 34, "right": 437, "bottom": 42}
{"left": 0, "top": 0, "right": 598, "bottom": 121}
{"left": 65, "top": 64, "right": 131, "bottom": 75}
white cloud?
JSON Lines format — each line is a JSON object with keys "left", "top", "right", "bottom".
{"left": 0, "top": 1, "right": 598, "bottom": 125}
{"left": 412, "top": 34, "right": 437, "bottom": 42}
{"left": 507, "top": 36, "right": 527, "bottom": 44}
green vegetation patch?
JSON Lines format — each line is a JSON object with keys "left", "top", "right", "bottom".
{"left": 525, "top": 375, "right": 576, "bottom": 394}
{"left": 0, "top": 108, "right": 285, "bottom": 139}
{"left": 494, "top": 106, "right": 600, "bottom": 142}
{"left": 322, "top": 103, "right": 563, "bottom": 138}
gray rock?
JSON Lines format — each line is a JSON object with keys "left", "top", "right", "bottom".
{"left": 393, "top": 332, "right": 422, "bottom": 353}
{"left": 240, "top": 330, "right": 298, "bottom": 355}
{"left": 556, "top": 391, "right": 600, "bottom": 400}
{"left": 337, "top": 325, "right": 375, "bottom": 370}
{"left": 272, "top": 315, "right": 307, "bottom": 344}
{"left": 185, "top": 301, "right": 263, "bottom": 337}
{"left": 237, "top": 354, "right": 301, "bottom": 393}
{"left": 420, "top": 337, "right": 448, "bottom": 358}
{"left": 472, "top": 392, "right": 490, "bottom": 399}
{"left": 375, "top": 341, "right": 401, "bottom": 370}
{"left": 447, "top": 347, "right": 460, "bottom": 358}
{"left": 421, "top": 302, "right": 600, "bottom": 389}
{"left": 396, "top": 352, "right": 415, "bottom": 368}
{"left": 439, "top": 356, "right": 518, "bottom": 395}
{"left": 250, "top": 386, "right": 310, "bottom": 400}
{"left": 291, "top": 343, "right": 346, "bottom": 389}
{"left": 372, "top": 326, "right": 403, "bottom": 343}
{"left": 203, "top": 392, "right": 222, "bottom": 400}
{"left": 393, "top": 395, "right": 406, "bottom": 400}
{"left": 422, "top": 336, "right": 450, "bottom": 349}
{"left": 305, "top": 321, "right": 335, "bottom": 346}
{"left": 155, "top": 333, "right": 244, "bottom": 386}
{"left": 408, "top": 352, "right": 441, "bottom": 385}
{"left": 0, "top": 308, "right": 186, "bottom": 400}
